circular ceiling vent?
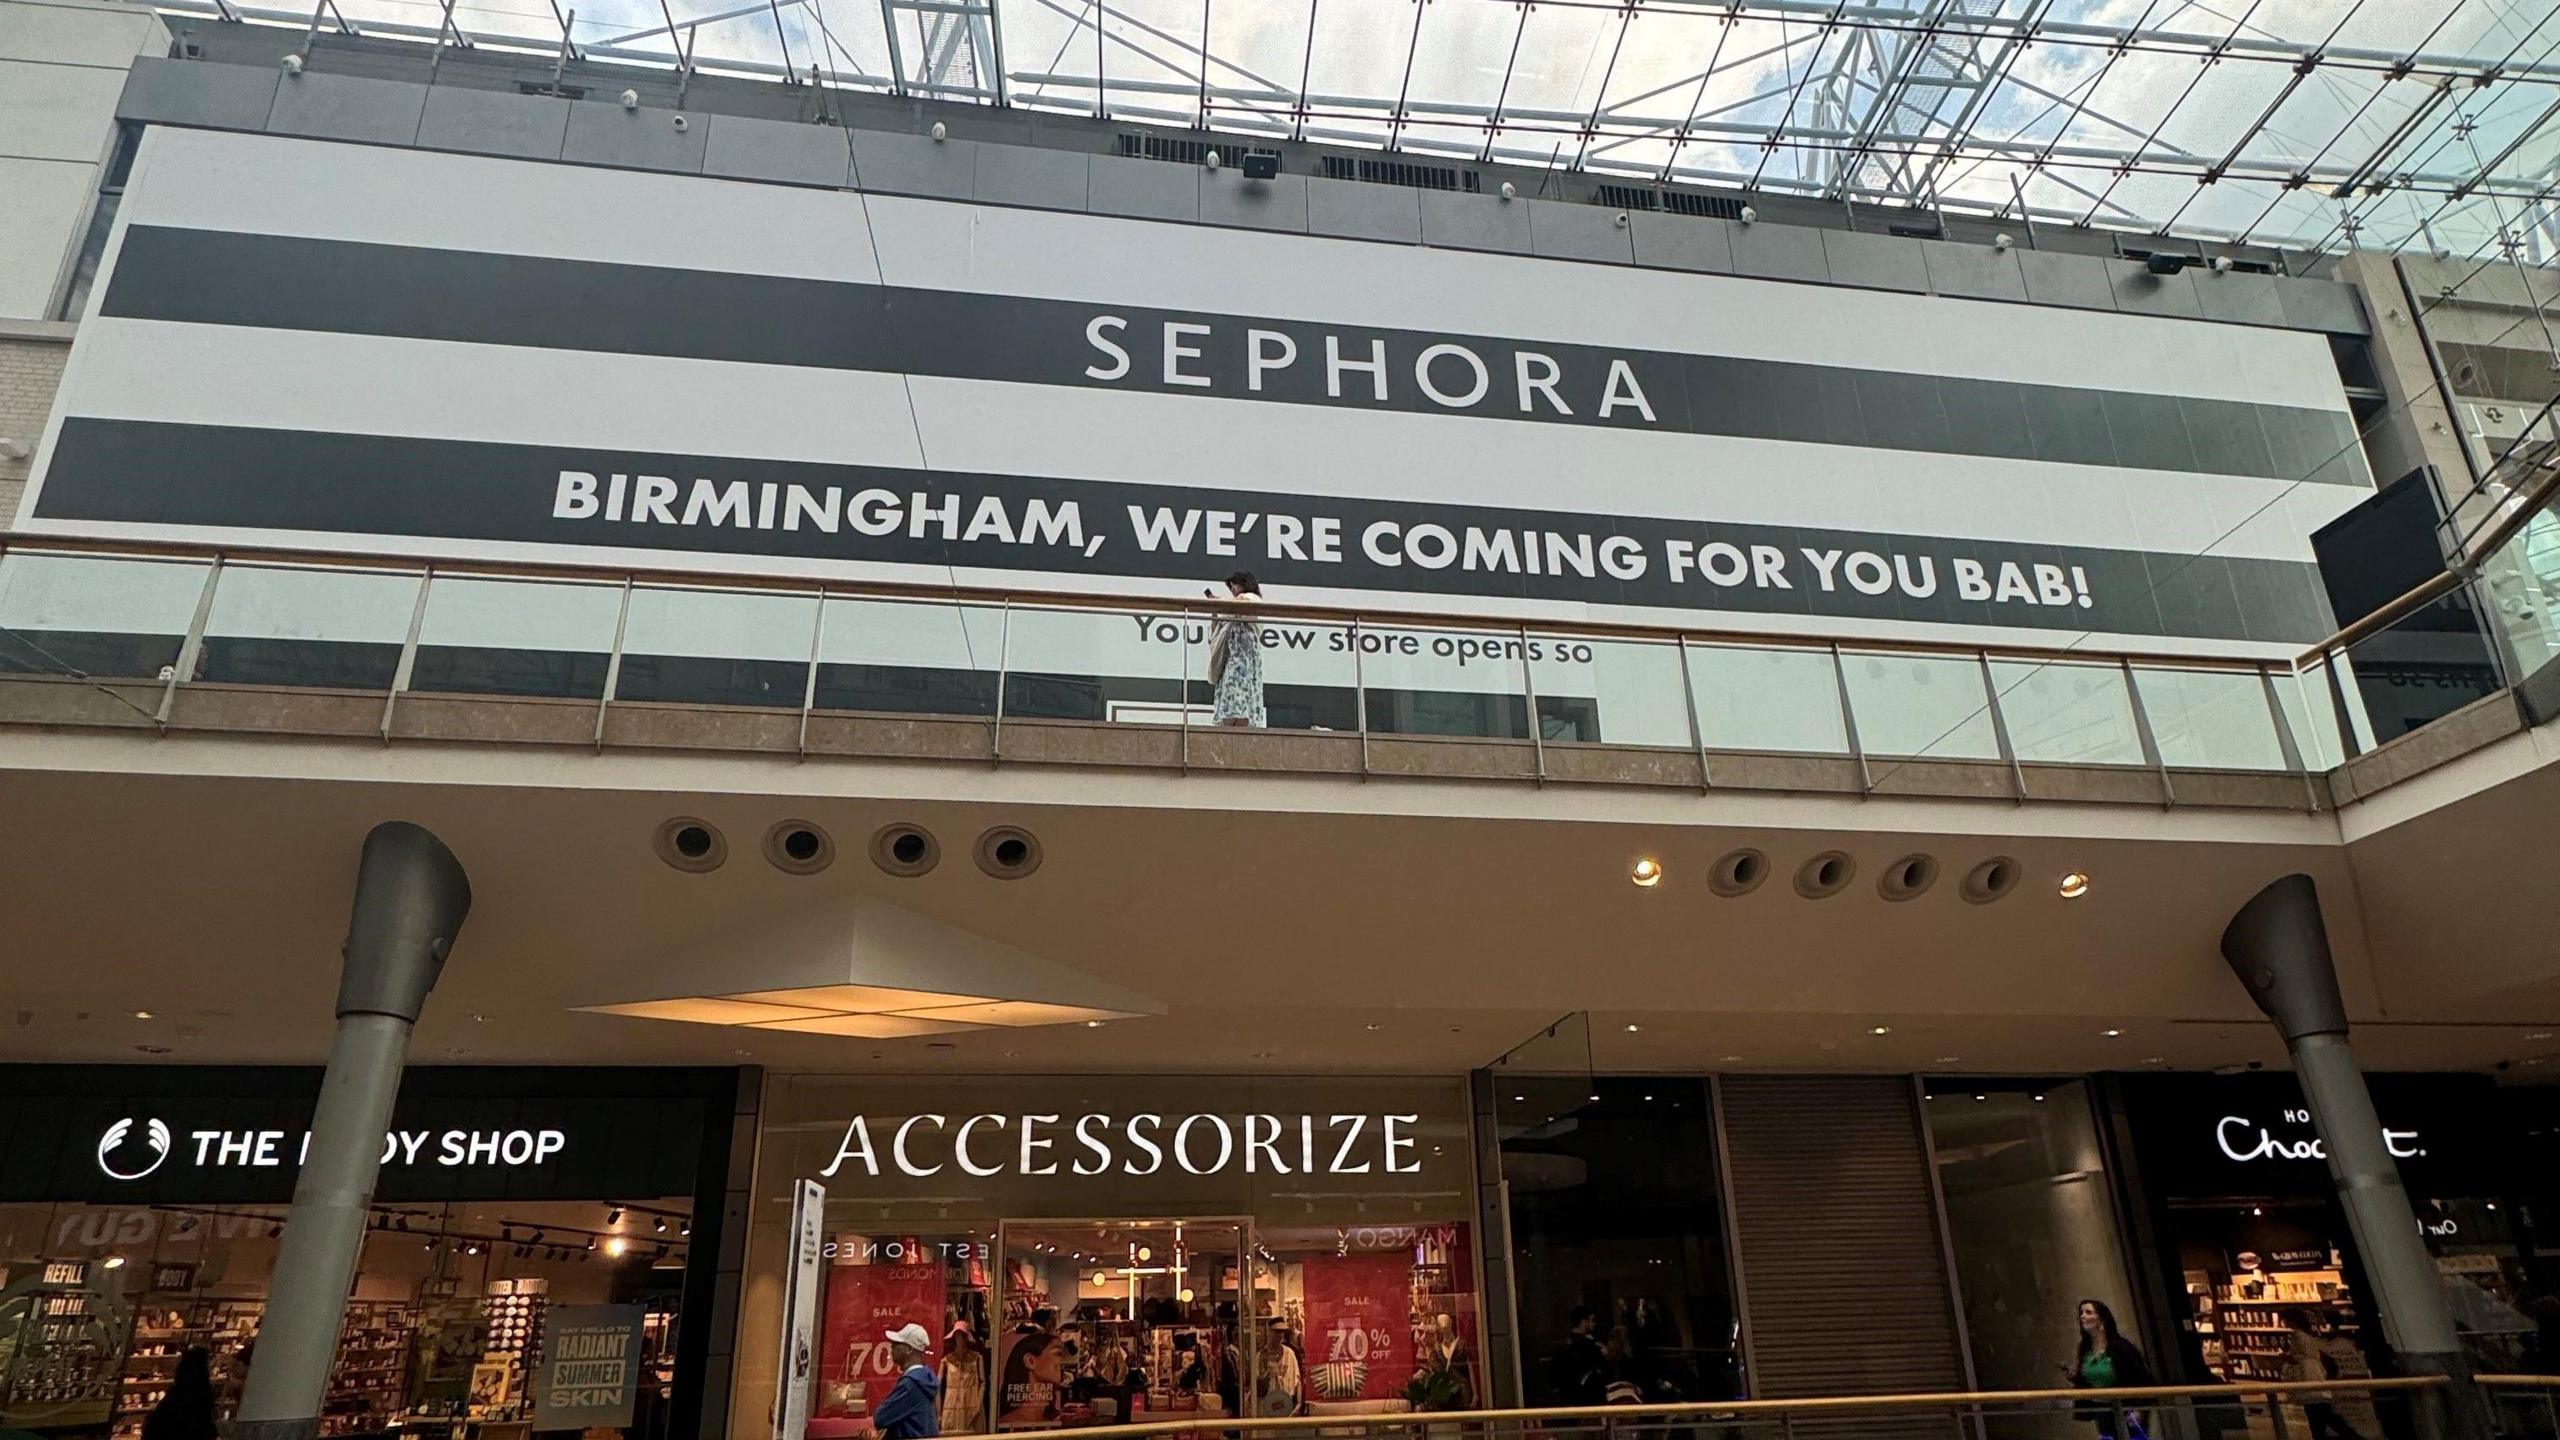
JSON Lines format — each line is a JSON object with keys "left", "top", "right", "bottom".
{"left": 653, "top": 817, "right": 727, "bottom": 874}
{"left": 1794, "top": 850, "right": 1856, "bottom": 900}
{"left": 1708, "top": 848, "right": 1770, "bottom": 898}
{"left": 763, "top": 820, "right": 836, "bottom": 876}
{"left": 1961, "top": 856, "right": 2023, "bottom": 905}
{"left": 974, "top": 826, "right": 1043, "bottom": 880}
{"left": 1878, "top": 853, "right": 1940, "bottom": 903}
{"left": 868, "top": 823, "right": 940, "bottom": 878}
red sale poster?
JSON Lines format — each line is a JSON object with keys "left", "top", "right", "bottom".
{"left": 817, "top": 1262, "right": 945, "bottom": 1423}
{"left": 1300, "top": 1252, "right": 1414, "bottom": 1404}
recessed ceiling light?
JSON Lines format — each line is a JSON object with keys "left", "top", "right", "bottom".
{"left": 1869, "top": 1025, "right": 1892, "bottom": 1036}
{"left": 2059, "top": 872, "right": 2092, "bottom": 898}
{"left": 2102, "top": 1028, "right": 2123, "bottom": 1038}
{"left": 1364, "top": 1022, "right": 1382, "bottom": 1031}
{"left": 2033, "top": 1094, "right": 2047, "bottom": 1103}
{"left": 2142, "top": 1055, "right": 2166, "bottom": 1064}
{"left": 1630, "top": 858, "right": 1663, "bottom": 888}
{"left": 1512, "top": 1094, "right": 1525, "bottom": 1102}
{"left": 1625, "top": 1023, "right": 1640, "bottom": 1033}
{"left": 1719, "top": 1055, "right": 1742, "bottom": 1063}
{"left": 2530, "top": 1032, "right": 2554, "bottom": 1041}
{"left": 132, "top": 1010, "right": 153, "bottom": 1021}
{"left": 1084, "top": 1020, "right": 1105, "bottom": 1028}
{"left": 1935, "top": 1055, "right": 1960, "bottom": 1064}
{"left": 1973, "top": 1093, "right": 1987, "bottom": 1102}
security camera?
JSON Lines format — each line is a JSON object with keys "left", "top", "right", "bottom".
{"left": 1613, "top": 212, "right": 1629, "bottom": 228}
{"left": 280, "top": 53, "right": 304, "bottom": 76}
{"left": 1737, "top": 205, "right": 1758, "bottom": 224}
{"left": 930, "top": 120, "right": 947, "bottom": 142}
{"left": 2210, "top": 255, "right": 2235, "bottom": 273}
{"left": 671, "top": 114, "right": 689, "bottom": 132}
{"left": 619, "top": 88, "right": 639, "bottom": 110}
{"left": 1204, "top": 149, "right": 1222, "bottom": 172}
{"left": 1498, "top": 181, "right": 1516, "bottom": 201}
{"left": 1993, "top": 232, "right": 2014, "bottom": 251}
{"left": 0, "top": 437, "right": 28, "bottom": 461}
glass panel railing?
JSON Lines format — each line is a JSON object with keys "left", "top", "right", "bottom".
{"left": 1987, "top": 659, "right": 2145, "bottom": 766}
{"left": 616, "top": 585, "right": 818, "bottom": 708}
{"left": 814, "top": 596, "right": 1006, "bottom": 717}
{"left": 1528, "top": 634, "right": 1690, "bottom": 747}
{"left": 2330, "top": 591, "right": 2504, "bottom": 749}
{"left": 410, "top": 574, "right": 624, "bottom": 700}
{"left": 0, "top": 550, "right": 210, "bottom": 682}
{"left": 997, "top": 602, "right": 1181, "bottom": 723}
{"left": 1182, "top": 608, "right": 1359, "bottom": 732}
{"left": 1358, "top": 623, "right": 1533, "bottom": 740}
{"left": 2133, "top": 667, "right": 2286, "bottom": 769}
{"left": 199, "top": 563, "right": 421, "bottom": 689}
{"left": 2273, "top": 665, "right": 2347, "bottom": 771}
{"left": 1688, "top": 642, "right": 1848, "bottom": 754}
{"left": 1841, "top": 649, "right": 2001, "bottom": 760}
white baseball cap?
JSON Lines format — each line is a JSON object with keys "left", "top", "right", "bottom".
{"left": 885, "top": 1323, "right": 932, "bottom": 1350}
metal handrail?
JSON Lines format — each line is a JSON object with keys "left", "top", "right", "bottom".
{"left": 0, "top": 534, "right": 2291, "bottom": 674}
{"left": 1026, "top": 1377, "right": 2465, "bottom": 1440}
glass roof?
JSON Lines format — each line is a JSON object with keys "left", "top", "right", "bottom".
{"left": 171, "top": 0, "right": 2560, "bottom": 257}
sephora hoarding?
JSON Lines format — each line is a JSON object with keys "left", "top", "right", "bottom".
{"left": 21, "top": 128, "right": 2371, "bottom": 653}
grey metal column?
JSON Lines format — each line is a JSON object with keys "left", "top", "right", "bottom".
{"left": 233, "top": 822, "right": 473, "bottom": 1440}
{"left": 2219, "top": 874, "right": 2482, "bottom": 1440}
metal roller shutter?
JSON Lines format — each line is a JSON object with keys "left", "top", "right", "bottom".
{"left": 1719, "top": 1075, "right": 1970, "bottom": 1402}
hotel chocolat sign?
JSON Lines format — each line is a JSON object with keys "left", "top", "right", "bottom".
{"left": 0, "top": 1067, "right": 712, "bottom": 1204}
{"left": 2125, "top": 1075, "right": 2489, "bottom": 1192}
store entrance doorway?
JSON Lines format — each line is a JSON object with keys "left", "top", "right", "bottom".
{"left": 992, "top": 1218, "right": 1251, "bottom": 1431}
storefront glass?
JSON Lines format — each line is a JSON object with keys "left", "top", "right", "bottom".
{"left": 756, "top": 1075, "right": 1481, "bottom": 1435}
{"left": 1495, "top": 1077, "right": 1743, "bottom": 1407}
{"left": 0, "top": 1066, "right": 734, "bottom": 1440}
{"left": 2117, "top": 1073, "right": 2532, "bottom": 1410}
{"left": 0, "top": 1198, "right": 692, "bottom": 1438}
{"left": 1924, "top": 1078, "right": 2138, "bottom": 1440}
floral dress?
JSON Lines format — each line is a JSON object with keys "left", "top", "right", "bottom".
{"left": 1211, "top": 614, "right": 1267, "bottom": 725}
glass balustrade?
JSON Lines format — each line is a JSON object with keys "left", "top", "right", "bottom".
{"left": 616, "top": 584, "right": 819, "bottom": 708}
{"left": 0, "top": 551, "right": 210, "bottom": 682}
{"left": 0, "top": 545, "right": 2360, "bottom": 781}
{"left": 1686, "top": 642, "right": 1849, "bottom": 754}
{"left": 197, "top": 563, "right": 422, "bottom": 690}
{"left": 410, "top": 574, "right": 625, "bottom": 700}
{"left": 1986, "top": 660, "right": 2145, "bottom": 767}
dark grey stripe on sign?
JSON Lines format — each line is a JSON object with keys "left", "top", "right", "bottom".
{"left": 100, "top": 226, "right": 2368, "bottom": 486}
{"left": 36, "top": 418, "right": 2335, "bottom": 643}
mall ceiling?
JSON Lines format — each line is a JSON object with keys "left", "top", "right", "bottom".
{"left": 4, "top": 727, "right": 2557, "bottom": 1081}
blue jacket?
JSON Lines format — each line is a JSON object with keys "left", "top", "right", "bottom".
{"left": 872, "top": 1363, "right": 941, "bottom": 1440}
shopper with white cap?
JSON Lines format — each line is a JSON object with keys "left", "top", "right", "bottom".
{"left": 869, "top": 1322, "right": 943, "bottom": 1440}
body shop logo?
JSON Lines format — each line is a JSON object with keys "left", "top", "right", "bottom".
{"left": 97, "top": 1118, "right": 173, "bottom": 1180}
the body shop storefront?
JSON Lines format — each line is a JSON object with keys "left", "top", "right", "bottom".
{"left": 740, "top": 1077, "right": 1482, "bottom": 1439}
{"left": 0, "top": 1066, "right": 743, "bottom": 1440}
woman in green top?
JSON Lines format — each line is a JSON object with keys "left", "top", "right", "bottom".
{"left": 2070, "top": 1300, "right": 2155, "bottom": 1440}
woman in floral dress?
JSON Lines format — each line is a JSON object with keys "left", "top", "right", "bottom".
{"left": 1206, "top": 571, "right": 1267, "bottom": 727}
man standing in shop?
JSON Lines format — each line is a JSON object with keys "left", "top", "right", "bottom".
{"left": 1550, "top": 1307, "right": 1609, "bottom": 1407}
{"left": 871, "top": 1323, "right": 944, "bottom": 1440}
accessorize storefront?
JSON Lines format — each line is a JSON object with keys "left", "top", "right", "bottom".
{"left": 0, "top": 1065, "right": 746, "bottom": 1440}
{"left": 740, "top": 1076, "right": 1483, "bottom": 1439}
{"left": 2111, "top": 1072, "right": 2535, "bottom": 1420}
